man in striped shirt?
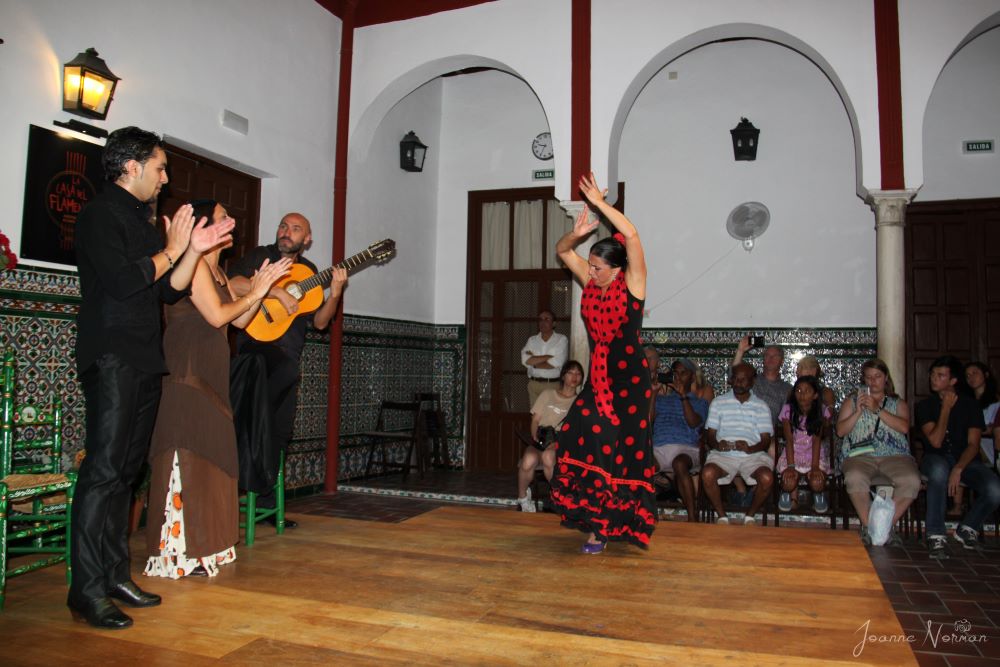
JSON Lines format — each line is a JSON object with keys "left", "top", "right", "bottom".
{"left": 701, "top": 362, "right": 775, "bottom": 525}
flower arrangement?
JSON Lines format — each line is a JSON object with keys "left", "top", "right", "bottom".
{"left": 0, "top": 232, "right": 17, "bottom": 271}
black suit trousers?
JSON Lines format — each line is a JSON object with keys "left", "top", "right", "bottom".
{"left": 69, "top": 353, "right": 162, "bottom": 604}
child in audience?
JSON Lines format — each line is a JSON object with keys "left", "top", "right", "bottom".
{"left": 777, "top": 375, "right": 832, "bottom": 513}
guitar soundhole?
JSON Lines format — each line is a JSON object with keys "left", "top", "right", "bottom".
{"left": 286, "top": 283, "right": 303, "bottom": 300}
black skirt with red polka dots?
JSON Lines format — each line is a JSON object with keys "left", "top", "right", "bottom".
{"left": 550, "top": 281, "right": 657, "bottom": 548}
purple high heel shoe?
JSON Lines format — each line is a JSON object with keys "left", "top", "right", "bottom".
{"left": 581, "top": 540, "right": 606, "bottom": 554}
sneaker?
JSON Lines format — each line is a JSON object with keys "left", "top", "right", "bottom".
{"left": 927, "top": 534, "right": 950, "bottom": 560}
{"left": 743, "top": 514, "right": 756, "bottom": 526}
{"left": 716, "top": 516, "right": 730, "bottom": 525}
{"left": 813, "top": 491, "right": 829, "bottom": 514}
{"left": 859, "top": 526, "right": 872, "bottom": 546}
{"left": 778, "top": 491, "right": 793, "bottom": 512}
{"left": 885, "top": 529, "right": 903, "bottom": 548}
{"left": 952, "top": 525, "right": 981, "bottom": 551}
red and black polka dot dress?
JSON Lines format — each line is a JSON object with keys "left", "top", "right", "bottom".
{"left": 550, "top": 271, "right": 657, "bottom": 547}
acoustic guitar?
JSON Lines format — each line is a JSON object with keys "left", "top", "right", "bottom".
{"left": 246, "top": 238, "right": 395, "bottom": 342}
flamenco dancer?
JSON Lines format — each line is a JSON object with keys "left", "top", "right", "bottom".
{"left": 550, "top": 172, "right": 657, "bottom": 554}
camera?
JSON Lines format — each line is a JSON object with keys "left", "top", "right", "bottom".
{"left": 750, "top": 335, "right": 765, "bottom": 348}
{"left": 657, "top": 370, "right": 673, "bottom": 385}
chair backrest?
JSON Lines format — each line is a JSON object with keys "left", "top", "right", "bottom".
{"left": 375, "top": 400, "right": 423, "bottom": 434}
{"left": 1, "top": 351, "right": 63, "bottom": 479}
{"left": 414, "top": 392, "right": 445, "bottom": 432}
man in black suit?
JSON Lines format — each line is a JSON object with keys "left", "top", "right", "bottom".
{"left": 71, "top": 126, "right": 233, "bottom": 629}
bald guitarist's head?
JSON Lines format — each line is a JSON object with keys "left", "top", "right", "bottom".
{"left": 276, "top": 212, "right": 313, "bottom": 259}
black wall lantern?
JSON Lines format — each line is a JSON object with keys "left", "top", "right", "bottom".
{"left": 730, "top": 117, "right": 760, "bottom": 161}
{"left": 399, "top": 131, "right": 428, "bottom": 172}
{"left": 62, "top": 48, "right": 120, "bottom": 121}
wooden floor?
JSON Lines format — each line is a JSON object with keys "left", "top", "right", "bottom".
{"left": 0, "top": 506, "right": 917, "bottom": 666}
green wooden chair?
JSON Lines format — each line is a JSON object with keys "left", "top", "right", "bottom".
{"left": 239, "top": 451, "right": 285, "bottom": 547}
{"left": 1, "top": 350, "right": 76, "bottom": 610}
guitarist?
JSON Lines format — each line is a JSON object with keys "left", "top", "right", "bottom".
{"left": 227, "top": 212, "right": 348, "bottom": 526}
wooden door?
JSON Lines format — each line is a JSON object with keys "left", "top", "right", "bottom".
{"left": 905, "top": 198, "right": 1000, "bottom": 402}
{"left": 465, "top": 187, "right": 573, "bottom": 472}
{"left": 158, "top": 143, "right": 261, "bottom": 271}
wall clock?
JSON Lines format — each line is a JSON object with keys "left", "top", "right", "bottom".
{"left": 531, "top": 132, "right": 553, "bottom": 160}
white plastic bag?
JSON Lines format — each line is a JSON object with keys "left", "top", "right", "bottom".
{"left": 868, "top": 491, "right": 895, "bottom": 546}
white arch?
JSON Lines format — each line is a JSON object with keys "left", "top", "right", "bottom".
{"left": 348, "top": 55, "right": 547, "bottom": 169}
{"left": 605, "top": 23, "right": 866, "bottom": 203}
{"left": 903, "top": 7, "right": 1000, "bottom": 188}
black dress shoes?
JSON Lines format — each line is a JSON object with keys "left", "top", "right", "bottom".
{"left": 68, "top": 597, "right": 133, "bottom": 629}
{"left": 108, "top": 580, "right": 162, "bottom": 608}
{"left": 265, "top": 516, "right": 297, "bottom": 529}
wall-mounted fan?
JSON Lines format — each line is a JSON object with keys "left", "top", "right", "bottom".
{"left": 726, "top": 201, "right": 770, "bottom": 252}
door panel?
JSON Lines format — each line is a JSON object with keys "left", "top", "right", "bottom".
{"left": 906, "top": 198, "right": 1000, "bottom": 403}
{"left": 159, "top": 143, "right": 260, "bottom": 271}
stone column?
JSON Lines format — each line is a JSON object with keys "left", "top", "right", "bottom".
{"left": 866, "top": 189, "right": 917, "bottom": 397}
{"left": 559, "top": 200, "right": 594, "bottom": 371}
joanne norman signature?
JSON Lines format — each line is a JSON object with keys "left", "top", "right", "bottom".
{"left": 854, "top": 618, "right": 988, "bottom": 657}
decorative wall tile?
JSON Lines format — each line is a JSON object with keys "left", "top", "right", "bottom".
{"left": 3, "top": 266, "right": 877, "bottom": 491}
{"left": 641, "top": 327, "right": 878, "bottom": 404}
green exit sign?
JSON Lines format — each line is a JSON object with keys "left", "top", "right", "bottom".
{"left": 532, "top": 169, "right": 554, "bottom": 181}
{"left": 963, "top": 140, "right": 994, "bottom": 153}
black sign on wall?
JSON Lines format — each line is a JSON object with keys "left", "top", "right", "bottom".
{"left": 20, "top": 125, "right": 105, "bottom": 266}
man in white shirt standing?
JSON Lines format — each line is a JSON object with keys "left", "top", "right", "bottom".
{"left": 521, "top": 310, "right": 569, "bottom": 407}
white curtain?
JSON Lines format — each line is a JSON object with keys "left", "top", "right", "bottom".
{"left": 481, "top": 202, "right": 510, "bottom": 270}
{"left": 546, "top": 200, "right": 573, "bottom": 268}
{"left": 513, "top": 200, "right": 543, "bottom": 269}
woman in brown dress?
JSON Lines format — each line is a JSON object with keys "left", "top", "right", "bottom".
{"left": 145, "top": 200, "right": 290, "bottom": 578}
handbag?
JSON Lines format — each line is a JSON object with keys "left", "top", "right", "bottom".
{"left": 848, "top": 397, "right": 887, "bottom": 458}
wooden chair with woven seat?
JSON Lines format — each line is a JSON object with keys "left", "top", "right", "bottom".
{"left": 1, "top": 350, "right": 76, "bottom": 610}
{"left": 358, "top": 400, "right": 426, "bottom": 479}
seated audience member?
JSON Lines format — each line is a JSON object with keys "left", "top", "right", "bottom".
{"left": 645, "top": 345, "right": 668, "bottom": 398}
{"left": 651, "top": 358, "right": 710, "bottom": 522}
{"left": 515, "top": 360, "right": 584, "bottom": 512}
{"left": 915, "top": 356, "right": 1000, "bottom": 558}
{"left": 701, "top": 362, "right": 774, "bottom": 525}
{"left": 949, "top": 361, "right": 998, "bottom": 512}
{"left": 836, "top": 359, "right": 919, "bottom": 547}
{"left": 796, "top": 355, "right": 837, "bottom": 417}
{"left": 964, "top": 361, "right": 998, "bottom": 468}
{"left": 777, "top": 376, "right": 831, "bottom": 513}
{"left": 733, "top": 335, "right": 792, "bottom": 430}
{"left": 691, "top": 361, "right": 716, "bottom": 403}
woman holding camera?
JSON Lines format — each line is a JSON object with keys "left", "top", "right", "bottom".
{"left": 516, "top": 360, "right": 585, "bottom": 512}
{"left": 144, "top": 200, "right": 290, "bottom": 578}
{"left": 835, "top": 358, "right": 920, "bottom": 545}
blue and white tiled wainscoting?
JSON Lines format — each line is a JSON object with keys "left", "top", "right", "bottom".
{"left": 3, "top": 266, "right": 876, "bottom": 489}
{"left": 640, "top": 328, "right": 878, "bottom": 403}
{"left": 0, "top": 266, "right": 469, "bottom": 490}
{"left": 0, "top": 265, "right": 83, "bottom": 472}
{"left": 334, "top": 316, "right": 466, "bottom": 482}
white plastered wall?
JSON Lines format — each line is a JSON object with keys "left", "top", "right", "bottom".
{"left": 619, "top": 39, "right": 875, "bottom": 327}
{"left": 918, "top": 25, "right": 1000, "bottom": 201}
{"left": 899, "top": 0, "right": 1000, "bottom": 191}
{"left": 0, "top": 0, "right": 341, "bottom": 271}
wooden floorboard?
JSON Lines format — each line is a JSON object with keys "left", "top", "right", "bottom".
{"left": 0, "top": 506, "right": 916, "bottom": 666}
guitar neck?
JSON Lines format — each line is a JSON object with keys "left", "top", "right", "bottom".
{"left": 298, "top": 248, "right": 377, "bottom": 292}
